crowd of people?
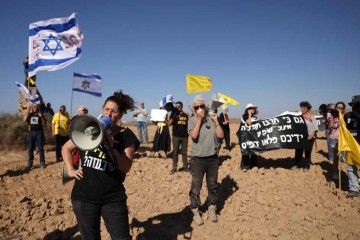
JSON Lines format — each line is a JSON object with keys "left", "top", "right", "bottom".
{"left": 22, "top": 92, "right": 360, "bottom": 237}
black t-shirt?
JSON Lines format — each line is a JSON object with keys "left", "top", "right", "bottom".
{"left": 344, "top": 112, "right": 360, "bottom": 143}
{"left": 171, "top": 111, "right": 189, "bottom": 138}
{"left": 71, "top": 127, "right": 140, "bottom": 203}
{"left": 26, "top": 113, "right": 43, "bottom": 131}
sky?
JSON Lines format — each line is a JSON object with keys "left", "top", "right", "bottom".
{"left": 1, "top": 0, "right": 360, "bottom": 121}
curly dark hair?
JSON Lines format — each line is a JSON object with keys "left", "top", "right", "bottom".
{"left": 335, "top": 101, "right": 346, "bottom": 109}
{"left": 103, "top": 90, "right": 136, "bottom": 114}
{"left": 300, "top": 101, "right": 312, "bottom": 110}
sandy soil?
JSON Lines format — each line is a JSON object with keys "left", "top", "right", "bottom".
{"left": 1, "top": 123, "right": 360, "bottom": 240}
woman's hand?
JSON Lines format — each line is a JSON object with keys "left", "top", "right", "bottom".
{"left": 210, "top": 112, "right": 218, "bottom": 123}
{"left": 196, "top": 109, "right": 206, "bottom": 121}
{"left": 67, "top": 167, "right": 83, "bottom": 180}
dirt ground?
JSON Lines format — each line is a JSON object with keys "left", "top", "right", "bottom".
{"left": 1, "top": 123, "right": 360, "bottom": 240}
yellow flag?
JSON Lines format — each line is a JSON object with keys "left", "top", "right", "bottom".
{"left": 186, "top": 75, "right": 212, "bottom": 94}
{"left": 338, "top": 113, "right": 360, "bottom": 167}
{"left": 218, "top": 93, "right": 240, "bottom": 106}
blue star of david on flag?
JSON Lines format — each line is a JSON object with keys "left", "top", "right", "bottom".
{"left": 28, "top": 13, "right": 83, "bottom": 77}
{"left": 42, "top": 34, "right": 63, "bottom": 56}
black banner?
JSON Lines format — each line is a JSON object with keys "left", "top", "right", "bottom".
{"left": 237, "top": 114, "right": 311, "bottom": 155}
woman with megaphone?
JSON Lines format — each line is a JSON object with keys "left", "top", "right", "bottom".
{"left": 62, "top": 90, "right": 140, "bottom": 240}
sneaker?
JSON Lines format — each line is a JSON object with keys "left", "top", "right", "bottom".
{"left": 208, "top": 205, "right": 218, "bottom": 223}
{"left": 303, "top": 168, "right": 309, "bottom": 172}
{"left": 346, "top": 191, "right": 360, "bottom": 198}
{"left": 291, "top": 165, "right": 299, "bottom": 170}
{"left": 40, "top": 162, "right": 46, "bottom": 169}
{"left": 169, "top": 168, "right": 176, "bottom": 175}
{"left": 241, "top": 168, "right": 247, "bottom": 172}
{"left": 183, "top": 168, "right": 191, "bottom": 173}
{"left": 191, "top": 208, "right": 204, "bottom": 226}
{"left": 27, "top": 162, "right": 33, "bottom": 168}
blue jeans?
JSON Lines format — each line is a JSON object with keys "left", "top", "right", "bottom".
{"left": 325, "top": 128, "right": 334, "bottom": 160}
{"left": 347, "top": 165, "right": 359, "bottom": 192}
{"left": 189, "top": 156, "right": 218, "bottom": 209}
{"left": 136, "top": 121, "right": 148, "bottom": 143}
{"left": 72, "top": 199, "right": 131, "bottom": 240}
{"left": 28, "top": 130, "right": 45, "bottom": 164}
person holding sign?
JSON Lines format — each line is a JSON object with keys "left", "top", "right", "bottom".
{"left": 240, "top": 103, "right": 260, "bottom": 172}
{"left": 188, "top": 95, "right": 224, "bottom": 225}
{"left": 293, "top": 101, "right": 318, "bottom": 172}
{"left": 151, "top": 107, "right": 171, "bottom": 160}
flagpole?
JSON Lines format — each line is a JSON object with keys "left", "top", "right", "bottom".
{"left": 70, "top": 89, "right": 74, "bottom": 117}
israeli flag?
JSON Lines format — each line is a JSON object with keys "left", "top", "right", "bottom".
{"left": 159, "top": 94, "right": 175, "bottom": 108}
{"left": 28, "top": 13, "right": 83, "bottom": 77}
{"left": 72, "top": 73, "right": 102, "bottom": 97}
{"left": 16, "top": 82, "right": 40, "bottom": 104}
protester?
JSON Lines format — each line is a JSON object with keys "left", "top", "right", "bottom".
{"left": 45, "top": 102, "right": 54, "bottom": 117}
{"left": 71, "top": 105, "right": 88, "bottom": 121}
{"left": 324, "top": 103, "right": 336, "bottom": 161}
{"left": 23, "top": 104, "right": 46, "bottom": 168}
{"left": 152, "top": 107, "right": 171, "bottom": 160}
{"left": 62, "top": 90, "right": 140, "bottom": 239}
{"left": 218, "top": 104, "right": 231, "bottom": 152}
{"left": 332, "top": 101, "right": 352, "bottom": 182}
{"left": 336, "top": 102, "right": 346, "bottom": 117}
{"left": 327, "top": 109, "right": 340, "bottom": 179}
{"left": 168, "top": 101, "right": 190, "bottom": 174}
{"left": 188, "top": 95, "right": 224, "bottom": 225}
{"left": 133, "top": 101, "right": 149, "bottom": 144}
{"left": 52, "top": 105, "right": 71, "bottom": 162}
{"left": 240, "top": 103, "right": 260, "bottom": 172}
{"left": 344, "top": 95, "right": 360, "bottom": 198}
{"left": 293, "top": 101, "right": 318, "bottom": 172}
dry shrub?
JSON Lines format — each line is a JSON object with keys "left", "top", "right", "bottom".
{"left": 0, "top": 113, "right": 54, "bottom": 151}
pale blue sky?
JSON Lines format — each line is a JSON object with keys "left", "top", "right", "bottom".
{"left": 1, "top": 0, "right": 359, "bottom": 121}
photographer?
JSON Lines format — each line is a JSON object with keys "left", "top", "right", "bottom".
{"left": 168, "top": 101, "right": 190, "bottom": 174}
{"left": 344, "top": 95, "right": 360, "bottom": 198}
{"left": 320, "top": 103, "right": 336, "bottom": 161}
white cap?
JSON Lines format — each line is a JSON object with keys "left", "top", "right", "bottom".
{"left": 245, "top": 103, "right": 256, "bottom": 109}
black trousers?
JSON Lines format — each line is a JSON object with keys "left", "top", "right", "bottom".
{"left": 72, "top": 199, "right": 131, "bottom": 240}
{"left": 172, "top": 136, "right": 188, "bottom": 169}
{"left": 294, "top": 138, "right": 315, "bottom": 169}
{"left": 189, "top": 156, "right": 219, "bottom": 209}
{"left": 56, "top": 134, "right": 69, "bottom": 160}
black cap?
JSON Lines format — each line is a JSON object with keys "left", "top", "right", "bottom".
{"left": 349, "top": 95, "right": 360, "bottom": 106}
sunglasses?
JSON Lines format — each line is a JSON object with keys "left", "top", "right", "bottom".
{"left": 194, "top": 104, "right": 206, "bottom": 110}
{"left": 336, "top": 107, "right": 344, "bottom": 110}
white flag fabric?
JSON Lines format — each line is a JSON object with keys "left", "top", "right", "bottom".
{"left": 73, "top": 73, "right": 102, "bottom": 97}
{"left": 16, "top": 82, "right": 40, "bottom": 104}
{"left": 28, "top": 13, "right": 83, "bottom": 77}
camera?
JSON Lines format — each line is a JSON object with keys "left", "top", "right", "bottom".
{"left": 318, "top": 104, "right": 328, "bottom": 116}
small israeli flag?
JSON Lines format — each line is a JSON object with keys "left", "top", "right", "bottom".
{"left": 16, "top": 82, "right": 40, "bottom": 104}
{"left": 72, "top": 73, "right": 102, "bottom": 97}
{"left": 28, "top": 13, "right": 83, "bottom": 77}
